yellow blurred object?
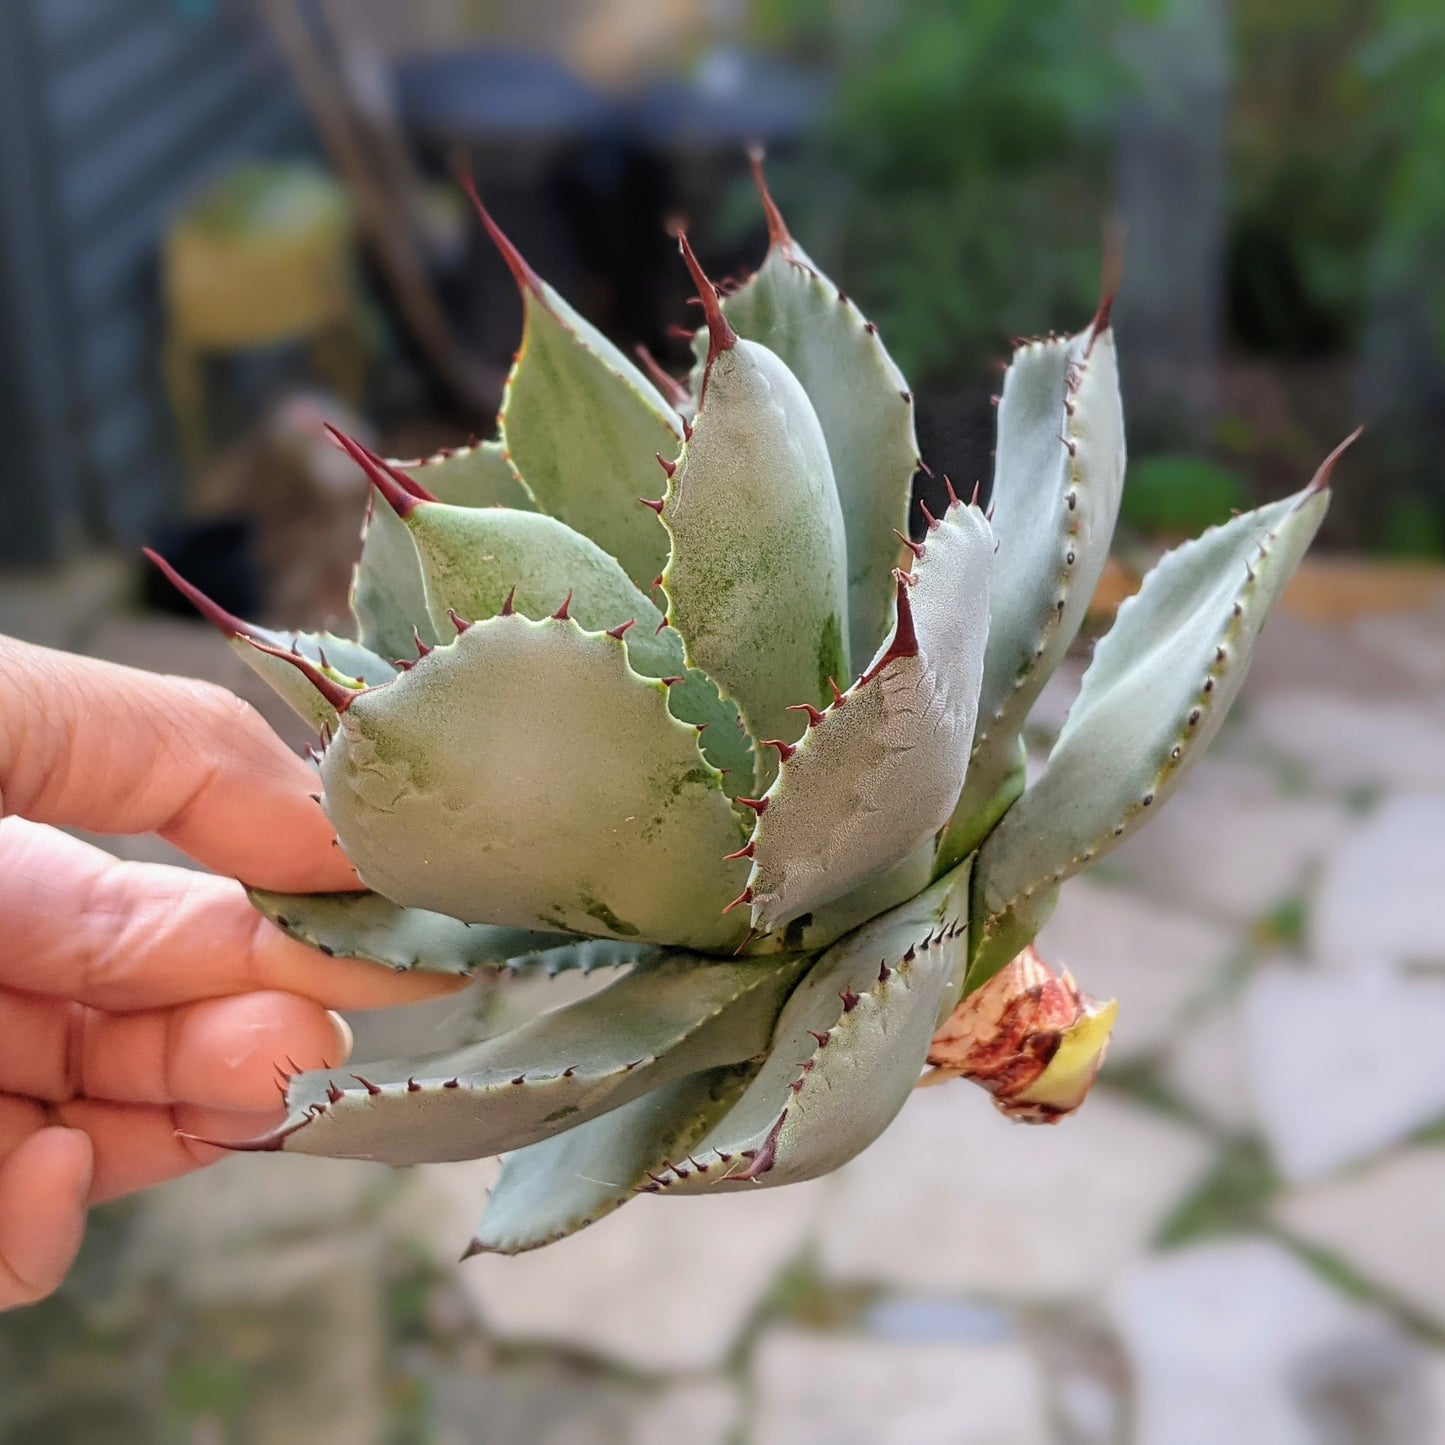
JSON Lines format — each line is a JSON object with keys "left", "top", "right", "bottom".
{"left": 1086, "top": 555, "right": 1141, "bottom": 620}
{"left": 563, "top": 0, "right": 706, "bottom": 85}
{"left": 1275, "top": 555, "right": 1445, "bottom": 623}
{"left": 163, "top": 162, "right": 368, "bottom": 469}
{"left": 1087, "top": 550, "right": 1445, "bottom": 626}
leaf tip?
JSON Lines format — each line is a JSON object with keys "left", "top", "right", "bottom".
{"left": 143, "top": 548, "right": 246, "bottom": 639}
{"left": 456, "top": 167, "right": 543, "bottom": 297}
{"left": 746, "top": 144, "right": 794, "bottom": 253}
{"left": 1304, "top": 425, "right": 1364, "bottom": 498}
{"left": 677, "top": 230, "right": 737, "bottom": 364}
{"left": 325, "top": 425, "right": 434, "bottom": 512}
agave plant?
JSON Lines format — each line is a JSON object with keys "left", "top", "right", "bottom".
{"left": 151, "top": 158, "right": 1354, "bottom": 1256}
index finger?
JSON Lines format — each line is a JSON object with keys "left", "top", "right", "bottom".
{"left": 0, "top": 821, "right": 466, "bottom": 1010}
{"left": 0, "top": 633, "right": 356, "bottom": 892}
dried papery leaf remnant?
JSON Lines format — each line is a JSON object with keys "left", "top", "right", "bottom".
{"left": 926, "top": 945, "right": 1117, "bottom": 1122}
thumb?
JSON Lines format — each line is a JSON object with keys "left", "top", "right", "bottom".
{"left": 0, "top": 1127, "right": 92, "bottom": 1310}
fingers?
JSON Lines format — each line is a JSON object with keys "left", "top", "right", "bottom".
{"left": 0, "top": 1095, "right": 47, "bottom": 1164}
{"left": 53, "top": 1100, "right": 280, "bottom": 1204}
{"left": 0, "top": 821, "right": 471, "bottom": 1010}
{"left": 0, "top": 987, "right": 352, "bottom": 1111}
{"left": 0, "top": 635, "right": 357, "bottom": 892}
{"left": 0, "top": 1127, "right": 92, "bottom": 1310}
{"left": 0, "top": 1094, "right": 286, "bottom": 1219}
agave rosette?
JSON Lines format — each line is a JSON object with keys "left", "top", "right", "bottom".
{"left": 152, "top": 158, "right": 1353, "bottom": 1256}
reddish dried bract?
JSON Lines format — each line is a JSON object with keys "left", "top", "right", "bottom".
{"left": 926, "top": 945, "right": 1115, "bottom": 1123}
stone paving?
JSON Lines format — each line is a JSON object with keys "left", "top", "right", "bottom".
{"left": 1, "top": 558, "right": 1443, "bottom": 1443}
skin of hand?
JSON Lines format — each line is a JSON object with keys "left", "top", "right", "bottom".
{"left": 0, "top": 635, "right": 467, "bottom": 1310}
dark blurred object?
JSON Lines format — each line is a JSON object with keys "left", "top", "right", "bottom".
{"left": 182, "top": 390, "right": 372, "bottom": 629}
{"left": 395, "top": 45, "right": 614, "bottom": 148}
{"left": 912, "top": 389, "right": 998, "bottom": 528}
{"left": 394, "top": 39, "right": 824, "bottom": 384}
{"left": 262, "top": 0, "right": 503, "bottom": 421}
{"left": 0, "top": 0, "right": 308, "bottom": 567}
{"left": 625, "top": 48, "right": 826, "bottom": 152}
{"left": 753, "top": 0, "right": 1129, "bottom": 386}
{"left": 141, "top": 516, "right": 259, "bottom": 622}
{"left": 393, "top": 43, "right": 618, "bottom": 361}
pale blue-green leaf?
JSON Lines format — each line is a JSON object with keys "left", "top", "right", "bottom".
{"left": 470, "top": 1064, "right": 755, "bottom": 1253}
{"left": 400, "top": 438, "right": 535, "bottom": 511}
{"left": 972, "top": 482, "right": 1332, "bottom": 985}
{"left": 660, "top": 337, "right": 850, "bottom": 762}
{"left": 500, "top": 284, "right": 681, "bottom": 589}
{"left": 747, "top": 838, "right": 937, "bottom": 957}
{"left": 746, "top": 500, "right": 992, "bottom": 932}
{"left": 392, "top": 498, "right": 757, "bottom": 794}
{"left": 320, "top": 615, "right": 751, "bottom": 950}
{"left": 947, "top": 323, "right": 1125, "bottom": 841}
{"left": 246, "top": 887, "right": 574, "bottom": 974}
{"left": 654, "top": 859, "right": 971, "bottom": 1193}
{"left": 251, "top": 950, "right": 807, "bottom": 1164}
{"left": 721, "top": 243, "right": 919, "bottom": 673}
{"left": 351, "top": 494, "right": 434, "bottom": 660}
{"left": 933, "top": 736, "right": 1025, "bottom": 878}
{"left": 219, "top": 625, "right": 394, "bottom": 733}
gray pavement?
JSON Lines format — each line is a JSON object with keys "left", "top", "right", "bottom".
{"left": 2, "top": 555, "right": 1443, "bottom": 1443}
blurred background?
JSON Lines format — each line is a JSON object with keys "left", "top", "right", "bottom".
{"left": 1, "top": 0, "right": 1443, "bottom": 1441}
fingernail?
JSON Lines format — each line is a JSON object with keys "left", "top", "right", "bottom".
{"left": 326, "top": 1011, "right": 354, "bottom": 1064}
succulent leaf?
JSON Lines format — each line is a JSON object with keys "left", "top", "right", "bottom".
{"left": 716, "top": 157, "right": 919, "bottom": 672}
{"left": 498, "top": 935, "right": 663, "bottom": 977}
{"left": 245, "top": 887, "right": 620, "bottom": 975}
{"left": 144, "top": 550, "right": 394, "bottom": 730}
{"left": 246, "top": 950, "right": 808, "bottom": 1164}
{"left": 401, "top": 438, "right": 536, "bottom": 511}
{"left": 351, "top": 439, "right": 532, "bottom": 658}
{"left": 971, "top": 454, "right": 1343, "bottom": 989}
{"left": 470, "top": 1064, "right": 756, "bottom": 1253}
{"left": 933, "top": 735, "right": 1026, "bottom": 878}
{"left": 744, "top": 498, "right": 992, "bottom": 933}
{"left": 351, "top": 424, "right": 761, "bottom": 796}
{"left": 947, "top": 319, "right": 1125, "bottom": 844}
{"left": 651, "top": 858, "right": 970, "bottom": 1192}
{"left": 393, "top": 498, "right": 666, "bottom": 652}
{"left": 468, "top": 191, "right": 682, "bottom": 591}
{"left": 363, "top": 475, "right": 759, "bottom": 794}
{"left": 750, "top": 839, "right": 937, "bottom": 957}
{"left": 352, "top": 492, "right": 435, "bottom": 660}
{"left": 656, "top": 667, "right": 759, "bottom": 799}
{"left": 660, "top": 317, "right": 851, "bottom": 762}
{"left": 320, "top": 615, "right": 751, "bottom": 950}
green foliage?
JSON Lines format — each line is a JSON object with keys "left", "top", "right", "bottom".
{"left": 154, "top": 161, "right": 1345, "bottom": 1255}
{"left": 1378, "top": 492, "right": 1445, "bottom": 559}
{"left": 754, "top": 0, "right": 1137, "bottom": 382}
{"left": 1154, "top": 1137, "right": 1280, "bottom": 1248}
{"left": 1119, "top": 455, "right": 1251, "bottom": 536}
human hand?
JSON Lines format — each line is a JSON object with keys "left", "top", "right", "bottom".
{"left": 0, "top": 635, "right": 465, "bottom": 1309}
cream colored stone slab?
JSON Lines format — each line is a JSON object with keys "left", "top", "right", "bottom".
{"left": 1310, "top": 793, "right": 1445, "bottom": 972}
{"left": 816, "top": 1085, "right": 1212, "bottom": 1299}
{"left": 1109, "top": 1238, "right": 1411, "bottom": 1445}
{"left": 750, "top": 1329, "right": 1049, "bottom": 1445}
{"left": 1273, "top": 1149, "right": 1445, "bottom": 1327}
{"left": 1033, "top": 880, "right": 1233, "bottom": 1063}
{"left": 1245, "top": 964, "right": 1445, "bottom": 1180}
{"left": 445, "top": 1178, "right": 831, "bottom": 1371}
